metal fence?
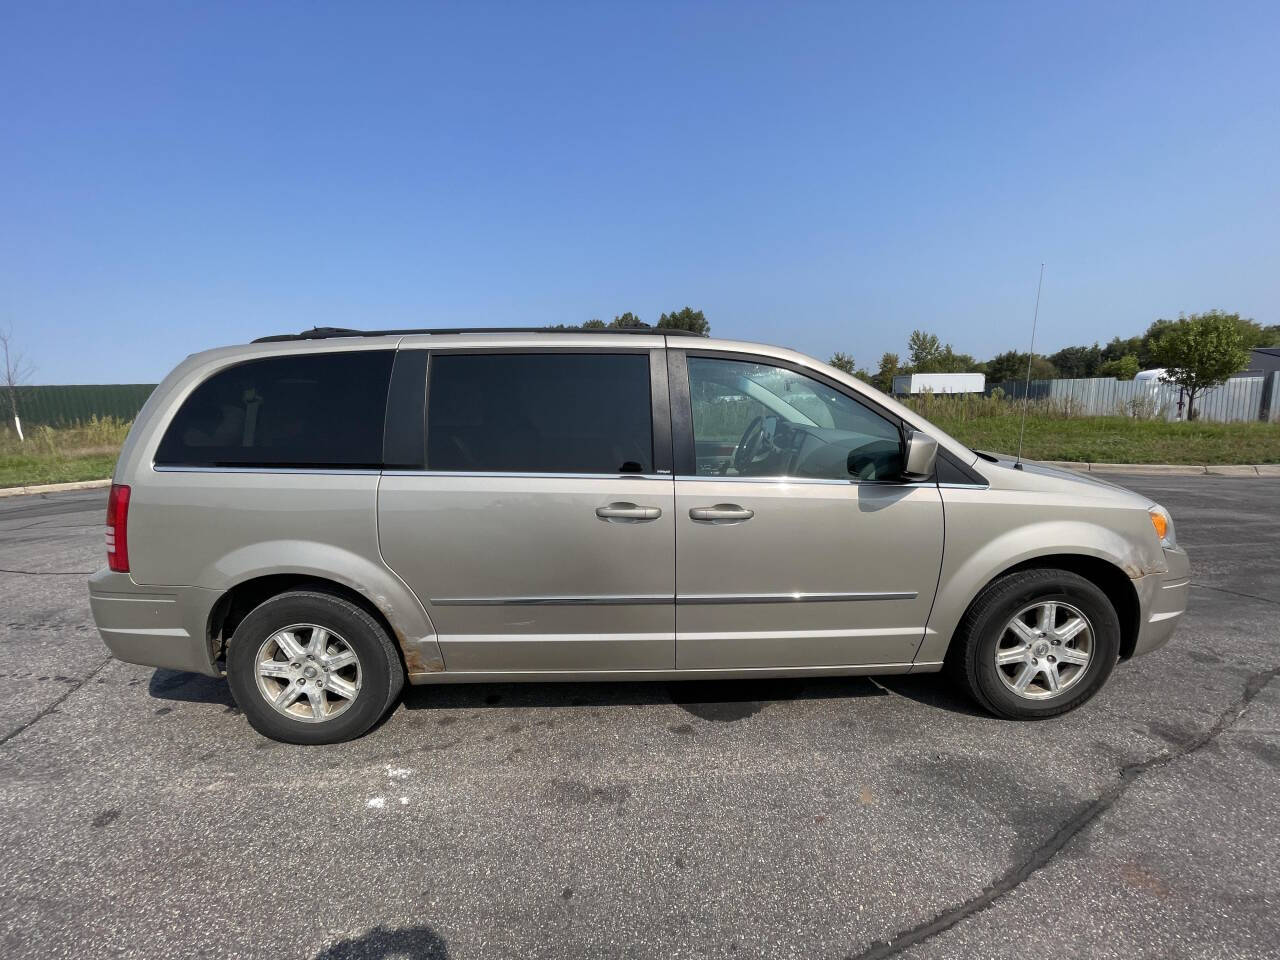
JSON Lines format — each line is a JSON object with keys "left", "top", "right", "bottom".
{"left": 987, "top": 373, "right": 1280, "bottom": 423}
{"left": 7, "top": 384, "right": 157, "bottom": 428}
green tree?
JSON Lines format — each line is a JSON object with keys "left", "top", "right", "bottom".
{"left": 985, "top": 350, "right": 1057, "bottom": 383}
{"left": 828, "top": 352, "right": 856, "bottom": 374}
{"left": 582, "top": 318, "right": 607, "bottom": 329}
{"left": 1098, "top": 354, "right": 1139, "bottom": 380}
{"left": 872, "top": 352, "right": 900, "bottom": 394}
{"left": 906, "top": 330, "right": 942, "bottom": 370}
{"left": 1048, "top": 343, "right": 1103, "bottom": 378}
{"left": 608, "top": 311, "right": 648, "bottom": 329}
{"left": 656, "top": 306, "right": 710, "bottom": 336}
{"left": 1151, "top": 311, "right": 1249, "bottom": 419}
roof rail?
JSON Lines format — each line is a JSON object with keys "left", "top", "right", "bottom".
{"left": 252, "top": 325, "right": 704, "bottom": 343}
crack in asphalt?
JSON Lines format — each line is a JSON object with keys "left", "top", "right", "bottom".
{"left": 0, "top": 656, "right": 113, "bottom": 747}
{"left": 1192, "top": 582, "right": 1280, "bottom": 607}
{"left": 0, "top": 567, "right": 96, "bottom": 576}
{"left": 846, "top": 666, "right": 1280, "bottom": 960}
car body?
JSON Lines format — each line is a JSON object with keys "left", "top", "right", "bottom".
{"left": 88, "top": 328, "right": 1189, "bottom": 742}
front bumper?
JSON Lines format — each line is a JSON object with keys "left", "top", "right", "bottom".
{"left": 1130, "top": 546, "right": 1191, "bottom": 658}
{"left": 87, "top": 569, "right": 223, "bottom": 676}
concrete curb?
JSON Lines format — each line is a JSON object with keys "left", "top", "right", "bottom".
{"left": 1042, "top": 461, "right": 1280, "bottom": 477}
{"left": 0, "top": 478, "right": 113, "bottom": 499}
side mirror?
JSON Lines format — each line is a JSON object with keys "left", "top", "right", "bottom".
{"left": 901, "top": 430, "right": 938, "bottom": 482}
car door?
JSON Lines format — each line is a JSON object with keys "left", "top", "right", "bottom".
{"left": 670, "top": 349, "right": 944, "bottom": 669}
{"left": 378, "top": 346, "right": 676, "bottom": 673}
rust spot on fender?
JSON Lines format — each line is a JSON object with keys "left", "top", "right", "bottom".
{"left": 400, "top": 640, "right": 445, "bottom": 674}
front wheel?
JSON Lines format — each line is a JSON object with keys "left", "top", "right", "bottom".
{"left": 950, "top": 568, "right": 1120, "bottom": 719}
{"left": 227, "top": 590, "right": 405, "bottom": 744}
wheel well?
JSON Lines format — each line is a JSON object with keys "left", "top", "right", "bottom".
{"left": 207, "top": 574, "right": 405, "bottom": 670}
{"left": 996, "top": 555, "right": 1142, "bottom": 659}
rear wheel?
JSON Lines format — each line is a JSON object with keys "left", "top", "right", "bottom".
{"left": 227, "top": 590, "right": 404, "bottom": 744}
{"left": 950, "top": 568, "right": 1120, "bottom": 719}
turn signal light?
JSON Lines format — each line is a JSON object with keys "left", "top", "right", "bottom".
{"left": 106, "top": 483, "right": 131, "bottom": 572}
{"left": 1148, "top": 509, "right": 1168, "bottom": 542}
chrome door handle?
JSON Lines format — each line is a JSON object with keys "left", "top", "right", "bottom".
{"left": 689, "top": 504, "right": 755, "bottom": 523}
{"left": 596, "top": 502, "right": 662, "bottom": 523}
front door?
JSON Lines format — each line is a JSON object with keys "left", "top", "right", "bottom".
{"left": 672, "top": 352, "right": 943, "bottom": 669}
{"left": 379, "top": 347, "right": 675, "bottom": 672}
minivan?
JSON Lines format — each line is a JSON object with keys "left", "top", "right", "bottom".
{"left": 89, "top": 328, "right": 1189, "bottom": 743}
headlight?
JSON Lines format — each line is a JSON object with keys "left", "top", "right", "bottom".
{"left": 1149, "top": 504, "right": 1176, "bottom": 550}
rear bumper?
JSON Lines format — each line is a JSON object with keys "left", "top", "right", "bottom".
{"left": 87, "top": 569, "right": 223, "bottom": 676}
{"left": 1130, "top": 547, "right": 1190, "bottom": 658}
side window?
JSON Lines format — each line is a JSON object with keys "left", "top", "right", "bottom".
{"left": 427, "top": 353, "right": 654, "bottom": 474}
{"left": 155, "top": 351, "right": 394, "bottom": 468}
{"left": 686, "top": 356, "right": 903, "bottom": 481}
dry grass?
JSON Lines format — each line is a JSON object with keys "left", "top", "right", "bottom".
{"left": 0, "top": 417, "right": 130, "bottom": 487}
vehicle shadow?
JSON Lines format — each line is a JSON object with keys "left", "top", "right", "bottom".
{"left": 869, "top": 672, "right": 990, "bottom": 718}
{"left": 147, "top": 668, "right": 236, "bottom": 707}
{"left": 398, "top": 673, "right": 984, "bottom": 720}
{"left": 314, "top": 925, "right": 448, "bottom": 960}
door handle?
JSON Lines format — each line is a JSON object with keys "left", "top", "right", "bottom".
{"left": 689, "top": 504, "right": 755, "bottom": 523}
{"left": 596, "top": 502, "right": 662, "bottom": 523}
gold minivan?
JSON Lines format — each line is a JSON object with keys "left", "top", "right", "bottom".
{"left": 89, "top": 327, "right": 1189, "bottom": 743}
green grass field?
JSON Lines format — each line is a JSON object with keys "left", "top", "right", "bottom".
{"left": 907, "top": 395, "right": 1280, "bottom": 464}
{"left": 2, "top": 406, "right": 1278, "bottom": 489}
{"left": 0, "top": 418, "right": 129, "bottom": 488}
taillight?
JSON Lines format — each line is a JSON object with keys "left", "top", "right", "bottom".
{"left": 106, "top": 483, "right": 131, "bottom": 572}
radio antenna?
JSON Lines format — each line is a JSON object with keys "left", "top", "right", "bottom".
{"left": 1014, "top": 262, "right": 1045, "bottom": 470}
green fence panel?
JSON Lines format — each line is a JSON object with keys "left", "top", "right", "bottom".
{"left": 9, "top": 384, "right": 158, "bottom": 428}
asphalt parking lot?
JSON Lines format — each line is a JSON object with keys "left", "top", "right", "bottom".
{"left": 1, "top": 476, "right": 1277, "bottom": 960}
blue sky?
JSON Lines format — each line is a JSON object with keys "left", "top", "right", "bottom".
{"left": 3, "top": 1, "right": 1277, "bottom": 383}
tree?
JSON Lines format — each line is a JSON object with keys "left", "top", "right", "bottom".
{"left": 828, "top": 352, "right": 856, "bottom": 374}
{"left": 906, "top": 330, "right": 942, "bottom": 370}
{"left": 608, "top": 312, "right": 648, "bottom": 329}
{"left": 985, "top": 350, "right": 1057, "bottom": 384}
{"left": 1098, "top": 354, "right": 1139, "bottom": 380}
{"left": 905, "top": 330, "right": 980, "bottom": 373}
{"left": 1, "top": 324, "right": 34, "bottom": 441}
{"left": 1151, "top": 311, "right": 1249, "bottom": 419}
{"left": 582, "top": 318, "right": 607, "bottom": 329}
{"left": 1048, "top": 343, "right": 1103, "bottom": 378}
{"left": 872, "top": 352, "right": 900, "bottom": 394}
{"left": 656, "top": 307, "right": 710, "bottom": 336}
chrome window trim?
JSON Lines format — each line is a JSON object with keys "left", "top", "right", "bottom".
{"left": 384, "top": 470, "right": 673, "bottom": 481}
{"left": 152, "top": 465, "right": 381, "bottom": 476}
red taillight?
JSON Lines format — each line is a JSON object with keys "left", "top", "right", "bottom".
{"left": 106, "top": 483, "right": 131, "bottom": 572}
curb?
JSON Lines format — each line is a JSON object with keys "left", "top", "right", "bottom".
{"left": 0, "top": 478, "right": 113, "bottom": 499}
{"left": 1042, "top": 461, "right": 1280, "bottom": 477}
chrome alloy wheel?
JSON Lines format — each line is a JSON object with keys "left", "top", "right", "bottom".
{"left": 254, "top": 623, "right": 362, "bottom": 722}
{"left": 994, "top": 601, "right": 1093, "bottom": 700}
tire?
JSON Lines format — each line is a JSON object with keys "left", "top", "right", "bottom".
{"left": 227, "top": 590, "right": 405, "bottom": 744}
{"left": 949, "top": 568, "right": 1120, "bottom": 720}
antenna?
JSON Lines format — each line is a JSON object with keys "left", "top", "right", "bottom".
{"left": 1014, "top": 262, "right": 1045, "bottom": 469}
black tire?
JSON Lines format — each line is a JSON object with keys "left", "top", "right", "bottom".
{"left": 227, "top": 590, "right": 405, "bottom": 744}
{"left": 948, "top": 568, "right": 1120, "bottom": 720}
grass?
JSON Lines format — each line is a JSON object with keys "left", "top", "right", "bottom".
{"left": 1, "top": 402, "right": 1278, "bottom": 488}
{"left": 0, "top": 417, "right": 129, "bottom": 488}
{"left": 907, "top": 394, "right": 1280, "bottom": 464}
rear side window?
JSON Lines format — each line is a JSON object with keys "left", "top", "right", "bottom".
{"left": 155, "top": 351, "right": 394, "bottom": 468}
{"left": 427, "top": 353, "right": 653, "bottom": 474}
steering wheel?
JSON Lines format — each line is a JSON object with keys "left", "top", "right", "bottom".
{"left": 732, "top": 416, "right": 767, "bottom": 474}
